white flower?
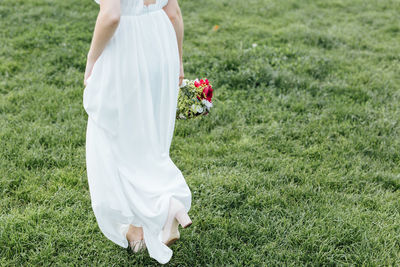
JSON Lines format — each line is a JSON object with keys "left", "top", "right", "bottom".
{"left": 178, "top": 113, "right": 186, "bottom": 119}
{"left": 191, "top": 104, "right": 203, "bottom": 113}
{"left": 180, "top": 79, "right": 189, "bottom": 88}
{"left": 201, "top": 99, "right": 213, "bottom": 110}
{"left": 252, "top": 43, "right": 257, "bottom": 48}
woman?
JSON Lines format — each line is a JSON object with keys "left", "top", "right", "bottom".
{"left": 82, "top": 0, "right": 192, "bottom": 264}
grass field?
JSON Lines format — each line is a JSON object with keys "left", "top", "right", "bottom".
{"left": 1, "top": 0, "right": 400, "bottom": 265}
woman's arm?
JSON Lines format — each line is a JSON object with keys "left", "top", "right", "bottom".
{"left": 163, "top": 0, "right": 184, "bottom": 86}
{"left": 84, "top": 0, "right": 121, "bottom": 86}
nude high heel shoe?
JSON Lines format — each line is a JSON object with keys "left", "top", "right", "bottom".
{"left": 125, "top": 225, "right": 146, "bottom": 253}
{"left": 128, "top": 239, "right": 146, "bottom": 253}
{"left": 162, "top": 197, "right": 192, "bottom": 246}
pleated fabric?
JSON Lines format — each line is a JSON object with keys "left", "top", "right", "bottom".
{"left": 83, "top": 0, "right": 192, "bottom": 264}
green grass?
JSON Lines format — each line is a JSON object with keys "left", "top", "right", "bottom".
{"left": 1, "top": 0, "right": 400, "bottom": 265}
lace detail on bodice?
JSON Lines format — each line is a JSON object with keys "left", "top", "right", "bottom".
{"left": 93, "top": 0, "right": 168, "bottom": 16}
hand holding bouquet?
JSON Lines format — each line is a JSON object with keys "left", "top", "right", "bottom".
{"left": 176, "top": 78, "right": 214, "bottom": 119}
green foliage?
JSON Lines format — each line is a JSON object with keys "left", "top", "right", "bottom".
{"left": 1, "top": 0, "right": 400, "bottom": 265}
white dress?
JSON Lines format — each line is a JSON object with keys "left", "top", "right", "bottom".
{"left": 83, "top": 0, "right": 192, "bottom": 264}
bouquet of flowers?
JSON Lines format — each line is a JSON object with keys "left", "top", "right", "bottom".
{"left": 176, "top": 78, "right": 214, "bottom": 119}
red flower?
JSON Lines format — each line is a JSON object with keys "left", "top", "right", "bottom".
{"left": 194, "top": 81, "right": 200, "bottom": 87}
{"left": 205, "top": 79, "right": 209, "bottom": 85}
{"left": 203, "top": 85, "right": 213, "bottom": 102}
{"left": 200, "top": 79, "right": 205, "bottom": 85}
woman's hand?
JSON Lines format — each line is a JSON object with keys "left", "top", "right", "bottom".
{"left": 179, "top": 62, "right": 184, "bottom": 86}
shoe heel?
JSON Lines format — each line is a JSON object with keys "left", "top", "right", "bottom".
{"left": 175, "top": 209, "right": 192, "bottom": 228}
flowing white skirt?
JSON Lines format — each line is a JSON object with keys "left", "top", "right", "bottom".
{"left": 83, "top": 9, "right": 191, "bottom": 264}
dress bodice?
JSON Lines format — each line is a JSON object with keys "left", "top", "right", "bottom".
{"left": 94, "top": 0, "right": 168, "bottom": 16}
